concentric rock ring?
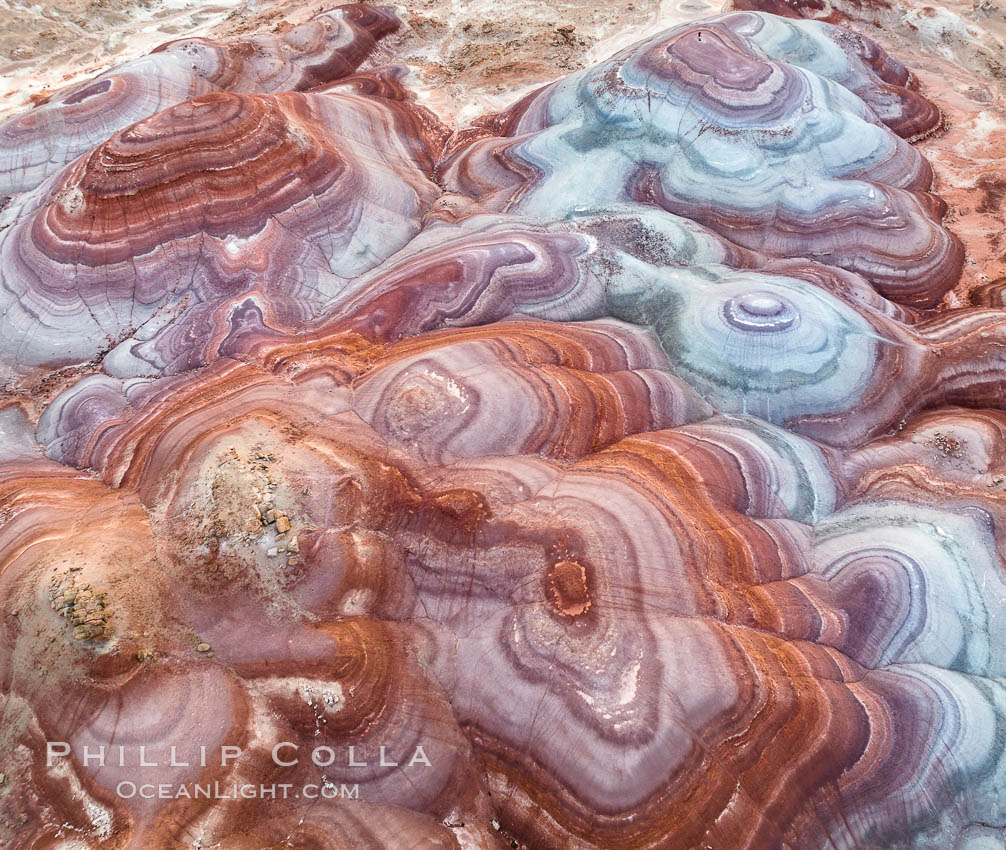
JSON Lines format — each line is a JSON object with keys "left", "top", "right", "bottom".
{"left": 723, "top": 291, "right": 800, "bottom": 332}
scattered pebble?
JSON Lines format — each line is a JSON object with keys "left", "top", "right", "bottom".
{"left": 49, "top": 575, "right": 112, "bottom": 642}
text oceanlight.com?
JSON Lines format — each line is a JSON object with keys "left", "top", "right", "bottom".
{"left": 115, "top": 781, "right": 362, "bottom": 800}
{"left": 46, "top": 741, "right": 435, "bottom": 801}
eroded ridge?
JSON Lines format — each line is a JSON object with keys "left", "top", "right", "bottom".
{"left": 0, "top": 4, "right": 401, "bottom": 195}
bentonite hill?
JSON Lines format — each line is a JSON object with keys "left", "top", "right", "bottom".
{"left": 1, "top": 0, "right": 1005, "bottom": 847}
